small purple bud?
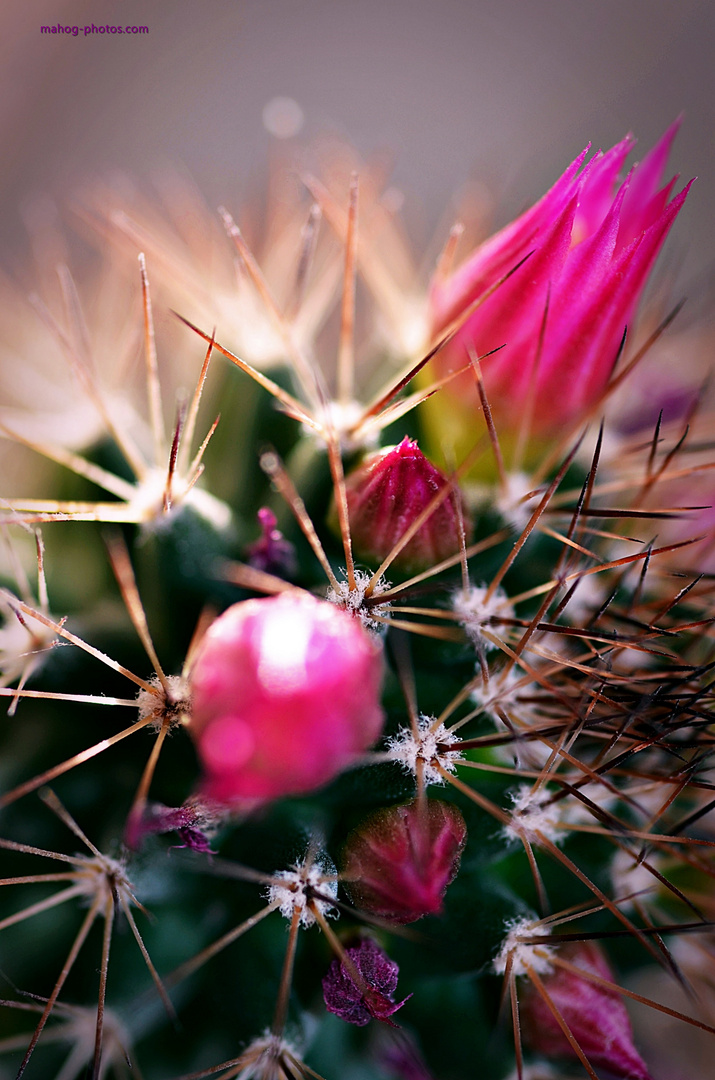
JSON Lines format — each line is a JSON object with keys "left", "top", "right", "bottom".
{"left": 124, "top": 798, "right": 222, "bottom": 853}
{"left": 322, "top": 937, "right": 411, "bottom": 1027}
{"left": 245, "top": 507, "right": 297, "bottom": 577}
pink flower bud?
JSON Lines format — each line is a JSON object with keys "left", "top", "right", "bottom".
{"left": 342, "top": 798, "right": 467, "bottom": 923}
{"left": 322, "top": 937, "right": 411, "bottom": 1026}
{"left": 429, "top": 124, "right": 692, "bottom": 441}
{"left": 343, "top": 437, "right": 471, "bottom": 573}
{"left": 188, "top": 593, "right": 385, "bottom": 805}
{"left": 521, "top": 941, "right": 652, "bottom": 1080}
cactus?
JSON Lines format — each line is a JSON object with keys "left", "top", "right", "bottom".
{"left": 0, "top": 126, "right": 713, "bottom": 1080}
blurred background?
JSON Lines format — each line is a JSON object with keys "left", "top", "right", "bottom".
{"left": 3, "top": 0, "right": 715, "bottom": 294}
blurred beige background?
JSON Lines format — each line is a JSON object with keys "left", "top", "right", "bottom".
{"left": 2, "top": 0, "right": 714, "bottom": 294}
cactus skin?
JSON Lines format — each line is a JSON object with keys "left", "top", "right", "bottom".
{"left": 0, "top": 127, "right": 713, "bottom": 1080}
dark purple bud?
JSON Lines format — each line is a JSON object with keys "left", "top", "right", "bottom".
{"left": 245, "top": 507, "right": 297, "bottom": 577}
{"left": 322, "top": 937, "right": 411, "bottom": 1027}
{"left": 124, "top": 798, "right": 222, "bottom": 852}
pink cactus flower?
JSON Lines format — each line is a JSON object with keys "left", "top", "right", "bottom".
{"left": 342, "top": 437, "right": 471, "bottom": 573}
{"left": 521, "top": 941, "right": 652, "bottom": 1080}
{"left": 342, "top": 798, "right": 467, "bottom": 923}
{"left": 429, "top": 123, "right": 693, "bottom": 439}
{"left": 188, "top": 593, "right": 385, "bottom": 804}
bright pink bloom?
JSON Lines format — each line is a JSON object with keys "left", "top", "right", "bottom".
{"left": 342, "top": 798, "right": 467, "bottom": 923}
{"left": 521, "top": 941, "right": 652, "bottom": 1080}
{"left": 430, "top": 123, "right": 692, "bottom": 435}
{"left": 343, "top": 438, "right": 471, "bottom": 573}
{"left": 188, "top": 593, "right": 384, "bottom": 804}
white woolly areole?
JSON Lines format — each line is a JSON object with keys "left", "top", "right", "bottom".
{"left": 495, "top": 472, "right": 543, "bottom": 532}
{"left": 493, "top": 917, "right": 554, "bottom": 977}
{"left": 559, "top": 571, "right": 607, "bottom": 625}
{"left": 326, "top": 569, "right": 392, "bottom": 634}
{"left": 503, "top": 1066, "right": 564, "bottom": 1080}
{"left": 308, "top": 399, "right": 381, "bottom": 453}
{"left": 54, "top": 1005, "right": 132, "bottom": 1076}
{"left": 670, "top": 934, "right": 715, "bottom": 982}
{"left": 503, "top": 785, "right": 564, "bottom": 845}
{"left": 471, "top": 667, "right": 555, "bottom": 770}
{"left": 267, "top": 860, "right": 338, "bottom": 929}
{"left": 75, "top": 852, "right": 133, "bottom": 907}
{"left": 136, "top": 673, "right": 192, "bottom": 731}
{"left": 471, "top": 666, "right": 527, "bottom": 721}
{"left": 452, "top": 584, "right": 513, "bottom": 651}
{"left": 558, "top": 780, "right": 617, "bottom": 828}
{"left": 610, "top": 847, "right": 659, "bottom": 908}
{"left": 386, "top": 714, "right": 463, "bottom": 786}
{"left": 240, "top": 1030, "right": 305, "bottom": 1079}
{"left": 125, "top": 465, "right": 232, "bottom": 532}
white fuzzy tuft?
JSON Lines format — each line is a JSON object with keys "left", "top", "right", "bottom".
{"left": 503, "top": 785, "right": 564, "bottom": 845}
{"left": 136, "top": 673, "right": 191, "bottom": 731}
{"left": 386, "top": 714, "right": 463, "bottom": 786}
{"left": 237, "top": 1029, "right": 307, "bottom": 1079}
{"left": 610, "top": 847, "right": 659, "bottom": 908}
{"left": 495, "top": 472, "right": 543, "bottom": 532}
{"left": 267, "top": 859, "right": 338, "bottom": 929}
{"left": 326, "top": 569, "right": 392, "bottom": 634}
{"left": 452, "top": 584, "right": 513, "bottom": 651}
{"left": 493, "top": 916, "right": 554, "bottom": 976}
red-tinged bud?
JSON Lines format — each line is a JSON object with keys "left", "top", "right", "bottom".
{"left": 342, "top": 437, "right": 471, "bottom": 573}
{"left": 342, "top": 798, "right": 467, "bottom": 923}
{"left": 521, "top": 941, "right": 653, "bottom": 1080}
{"left": 322, "top": 937, "right": 411, "bottom": 1027}
{"left": 188, "top": 593, "right": 385, "bottom": 805}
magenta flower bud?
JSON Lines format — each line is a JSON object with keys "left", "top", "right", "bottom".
{"left": 521, "top": 941, "right": 652, "bottom": 1080}
{"left": 124, "top": 798, "right": 222, "bottom": 853}
{"left": 343, "top": 437, "right": 471, "bottom": 573}
{"left": 322, "top": 937, "right": 411, "bottom": 1027}
{"left": 189, "top": 593, "right": 385, "bottom": 805}
{"left": 342, "top": 798, "right": 467, "bottom": 923}
{"left": 429, "top": 123, "right": 692, "bottom": 439}
{"left": 245, "top": 507, "right": 297, "bottom": 578}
